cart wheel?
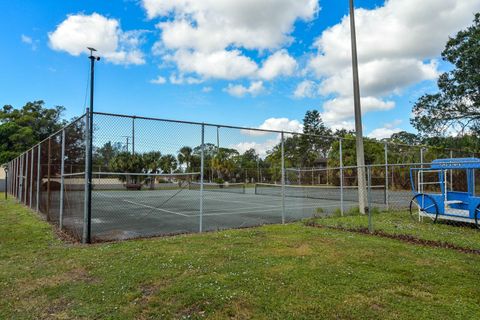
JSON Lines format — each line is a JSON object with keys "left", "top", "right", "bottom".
{"left": 409, "top": 194, "right": 439, "bottom": 223}
{"left": 475, "top": 205, "right": 480, "bottom": 229}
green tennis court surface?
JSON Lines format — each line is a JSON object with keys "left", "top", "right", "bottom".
{"left": 60, "top": 185, "right": 409, "bottom": 241}
{"left": 88, "top": 188, "right": 335, "bottom": 241}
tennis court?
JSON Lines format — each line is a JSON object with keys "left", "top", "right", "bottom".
{"left": 61, "top": 180, "right": 410, "bottom": 241}
{"left": 83, "top": 185, "right": 352, "bottom": 241}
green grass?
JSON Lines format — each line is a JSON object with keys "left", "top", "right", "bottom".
{"left": 308, "top": 210, "right": 480, "bottom": 251}
{"left": 1, "top": 197, "right": 480, "bottom": 319}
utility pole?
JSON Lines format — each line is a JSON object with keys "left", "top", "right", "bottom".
{"left": 121, "top": 136, "right": 130, "bottom": 153}
{"left": 349, "top": 0, "right": 367, "bottom": 214}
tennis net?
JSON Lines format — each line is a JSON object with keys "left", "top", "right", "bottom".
{"left": 254, "top": 183, "right": 386, "bottom": 204}
{"left": 189, "top": 182, "right": 246, "bottom": 194}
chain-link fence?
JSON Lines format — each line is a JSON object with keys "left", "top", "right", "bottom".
{"left": 3, "top": 111, "right": 479, "bottom": 244}
{"left": 4, "top": 115, "right": 86, "bottom": 240}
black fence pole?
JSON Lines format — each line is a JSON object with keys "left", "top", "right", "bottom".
{"left": 4, "top": 167, "right": 7, "bottom": 200}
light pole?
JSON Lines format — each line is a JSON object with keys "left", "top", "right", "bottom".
{"left": 86, "top": 47, "right": 100, "bottom": 243}
{"left": 349, "top": 0, "right": 367, "bottom": 214}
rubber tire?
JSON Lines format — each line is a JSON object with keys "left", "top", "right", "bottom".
{"left": 409, "top": 194, "right": 439, "bottom": 223}
{"left": 475, "top": 204, "right": 480, "bottom": 229}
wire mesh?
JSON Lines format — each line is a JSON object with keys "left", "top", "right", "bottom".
{"left": 201, "top": 124, "right": 284, "bottom": 232}
{"left": 3, "top": 111, "right": 480, "bottom": 244}
{"left": 62, "top": 116, "right": 87, "bottom": 239}
{"left": 89, "top": 113, "right": 203, "bottom": 240}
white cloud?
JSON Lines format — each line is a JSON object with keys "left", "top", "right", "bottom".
{"left": 143, "top": 0, "right": 318, "bottom": 82}
{"left": 21, "top": 34, "right": 32, "bottom": 44}
{"left": 202, "top": 86, "right": 213, "bottom": 93}
{"left": 144, "top": 0, "right": 319, "bottom": 51}
{"left": 368, "top": 127, "right": 401, "bottom": 140}
{"left": 368, "top": 120, "right": 403, "bottom": 139}
{"left": 48, "top": 13, "right": 146, "bottom": 65}
{"left": 225, "top": 81, "right": 264, "bottom": 98}
{"left": 258, "top": 50, "right": 297, "bottom": 80}
{"left": 330, "top": 121, "right": 355, "bottom": 132}
{"left": 308, "top": 0, "right": 480, "bottom": 127}
{"left": 317, "top": 59, "right": 439, "bottom": 97}
{"left": 241, "top": 117, "right": 303, "bottom": 136}
{"left": 168, "top": 50, "right": 258, "bottom": 80}
{"left": 150, "top": 76, "right": 167, "bottom": 84}
{"left": 235, "top": 117, "right": 303, "bottom": 156}
{"left": 231, "top": 139, "right": 279, "bottom": 158}
{"left": 322, "top": 96, "right": 395, "bottom": 125}
{"left": 368, "top": 128, "right": 401, "bottom": 140}
{"left": 21, "top": 34, "right": 38, "bottom": 50}
{"left": 293, "top": 80, "right": 318, "bottom": 98}
{"left": 169, "top": 73, "right": 203, "bottom": 85}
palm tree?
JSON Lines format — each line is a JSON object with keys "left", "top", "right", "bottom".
{"left": 142, "top": 151, "right": 162, "bottom": 189}
{"left": 160, "top": 154, "right": 178, "bottom": 174}
{"left": 177, "top": 146, "right": 193, "bottom": 172}
{"left": 211, "top": 148, "right": 237, "bottom": 182}
{"left": 109, "top": 152, "right": 145, "bottom": 186}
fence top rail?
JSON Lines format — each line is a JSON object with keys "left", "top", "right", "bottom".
{"left": 287, "top": 160, "right": 480, "bottom": 172}
{"left": 92, "top": 111, "right": 441, "bottom": 149}
{"left": 93, "top": 111, "right": 328, "bottom": 137}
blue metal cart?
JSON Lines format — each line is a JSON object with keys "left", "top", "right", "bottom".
{"left": 409, "top": 158, "right": 480, "bottom": 227}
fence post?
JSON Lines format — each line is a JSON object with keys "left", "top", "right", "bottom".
{"left": 46, "top": 138, "right": 51, "bottom": 219}
{"left": 367, "top": 165, "right": 373, "bottom": 233}
{"left": 19, "top": 153, "right": 24, "bottom": 203}
{"left": 281, "top": 132, "right": 285, "bottom": 224}
{"left": 24, "top": 151, "right": 28, "bottom": 205}
{"left": 339, "top": 138, "right": 344, "bottom": 216}
{"left": 30, "top": 148, "right": 34, "bottom": 208}
{"left": 4, "top": 166, "right": 7, "bottom": 200}
{"left": 420, "top": 147, "right": 424, "bottom": 192}
{"left": 12, "top": 161, "right": 15, "bottom": 197}
{"left": 24, "top": 153, "right": 27, "bottom": 205}
{"left": 36, "top": 145, "right": 41, "bottom": 212}
{"left": 199, "top": 124, "right": 205, "bottom": 233}
{"left": 24, "top": 152, "right": 28, "bottom": 205}
{"left": 449, "top": 150, "right": 453, "bottom": 191}
{"left": 384, "top": 143, "right": 389, "bottom": 209}
{"left": 12, "top": 159, "right": 15, "bottom": 199}
{"left": 83, "top": 108, "right": 92, "bottom": 244}
{"left": 23, "top": 153, "right": 26, "bottom": 203}
{"left": 17, "top": 157, "right": 20, "bottom": 200}
{"left": 59, "top": 130, "right": 66, "bottom": 229}
{"left": 18, "top": 157, "right": 21, "bottom": 200}
{"left": 132, "top": 116, "right": 136, "bottom": 155}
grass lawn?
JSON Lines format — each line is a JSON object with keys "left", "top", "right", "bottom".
{"left": 1, "top": 197, "right": 480, "bottom": 319}
{"left": 308, "top": 210, "right": 480, "bottom": 251}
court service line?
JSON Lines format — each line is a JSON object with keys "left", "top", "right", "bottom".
{"left": 202, "top": 196, "right": 280, "bottom": 208}
{"left": 123, "top": 200, "right": 190, "bottom": 217}
{"left": 199, "top": 203, "right": 342, "bottom": 217}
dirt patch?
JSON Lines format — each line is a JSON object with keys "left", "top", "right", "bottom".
{"left": 307, "top": 222, "right": 480, "bottom": 255}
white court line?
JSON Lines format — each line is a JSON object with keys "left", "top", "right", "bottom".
{"left": 124, "top": 200, "right": 338, "bottom": 218}
{"left": 202, "top": 195, "right": 280, "bottom": 208}
{"left": 200, "top": 203, "right": 341, "bottom": 217}
{"left": 123, "top": 200, "right": 190, "bottom": 217}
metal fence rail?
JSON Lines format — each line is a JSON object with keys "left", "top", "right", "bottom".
{"left": 2, "top": 111, "right": 478, "bottom": 243}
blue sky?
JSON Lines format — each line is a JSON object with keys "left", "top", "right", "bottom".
{"left": 0, "top": 0, "right": 479, "bottom": 139}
